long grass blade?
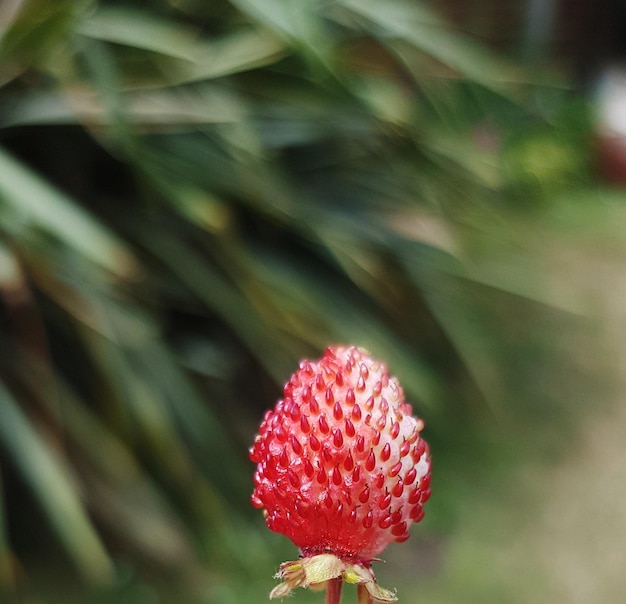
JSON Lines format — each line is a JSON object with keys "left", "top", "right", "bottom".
{"left": 77, "top": 7, "right": 286, "bottom": 85}
{"left": 337, "top": 0, "right": 514, "bottom": 92}
{"left": 0, "top": 380, "right": 114, "bottom": 584}
{"left": 0, "top": 147, "right": 136, "bottom": 278}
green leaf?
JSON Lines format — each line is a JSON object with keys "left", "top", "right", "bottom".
{"left": 230, "top": 0, "right": 336, "bottom": 72}
{"left": 137, "top": 227, "right": 295, "bottom": 381}
{"left": 0, "top": 147, "right": 137, "bottom": 278}
{"left": 240, "top": 249, "right": 441, "bottom": 408}
{"left": 175, "top": 28, "right": 286, "bottom": 83}
{"left": 77, "top": 7, "right": 286, "bottom": 84}
{"left": 76, "top": 7, "right": 201, "bottom": 61}
{"left": 0, "top": 0, "right": 87, "bottom": 68}
{"left": 1, "top": 86, "right": 251, "bottom": 129}
{"left": 0, "top": 380, "right": 114, "bottom": 584}
{"left": 0, "top": 470, "right": 13, "bottom": 595}
{"left": 337, "top": 0, "right": 515, "bottom": 92}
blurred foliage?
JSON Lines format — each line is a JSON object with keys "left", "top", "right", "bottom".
{"left": 0, "top": 0, "right": 621, "bottom": 603}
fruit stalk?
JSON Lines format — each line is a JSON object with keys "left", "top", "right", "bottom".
{"left": 357, "top": 584, "right": 374, "bottom": 604}
{"left": 326, "top": 577, "right": 343, "bottom": 604}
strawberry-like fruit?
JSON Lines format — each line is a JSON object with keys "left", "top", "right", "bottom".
{"left": 249, "top": 345, "right": 431, "bottom": 602}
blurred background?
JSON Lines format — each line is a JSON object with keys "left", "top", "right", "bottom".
{"left": 1, "top": 1, "right": 626, "bottom": 603}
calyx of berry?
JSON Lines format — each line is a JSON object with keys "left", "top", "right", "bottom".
{"left": 269, "top": 554, "right": 396, "bottom": 603}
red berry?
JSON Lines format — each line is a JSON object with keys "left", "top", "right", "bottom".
{"left": 249, "top": 345, "right": 431, "bottom": 563}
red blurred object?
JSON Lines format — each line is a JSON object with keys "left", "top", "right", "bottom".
{"left": 595, "top": 66, "right": 626, "bottom": 185}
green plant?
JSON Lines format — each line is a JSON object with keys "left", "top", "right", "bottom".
{"left": 0, "top": 1, "right": 606, "bottom": 603}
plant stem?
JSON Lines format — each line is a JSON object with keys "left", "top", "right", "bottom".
{"left": 325, "top": 577, "right": 343, "bottom": 604}
{"left": 357, "top": 584, "right": 373, "bottom": 604}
